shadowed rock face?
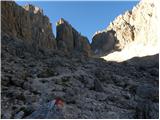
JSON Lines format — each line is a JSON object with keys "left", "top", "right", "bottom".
{"left": 91, "top": 0, "right": 159, "bottom": 58}
{"left": 56, "top": 18, "right": 74, "bottom": 52}
{"left": 56, "top": 18, "right": 91, "bottom": 56}
{"left": 1, "top": 1, "right": 57, "bottom": 49}
{"left": 91, "top": 30, "right": 117, "bottom": 56}
{"left": 1, "top": 2, "right": 91, "bottom": 56}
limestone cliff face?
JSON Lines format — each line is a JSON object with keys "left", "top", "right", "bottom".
{"left": 56, "top": 18, "right": 74, "bottom": 52}
{"left": 107, "top": 0, "right": 159, "bottom": 50}
{"left": 56, "top": 18, "right": 91, "bottom": 56}
{"left": 1, "top": 1, "right": 91, "bottom": 55}
{"left": 91, "top": 0, "right": 159, "bottom": 60}
{"left": 1, "top": 1, "right": 57, "bottom": 49}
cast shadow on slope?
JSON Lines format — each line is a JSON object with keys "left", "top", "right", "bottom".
{"left": 1, "top": 34, "right": 159, "bottom": 118}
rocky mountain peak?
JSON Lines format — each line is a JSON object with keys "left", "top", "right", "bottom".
{"left": 23, "top": 4, "right": 43, "bottom": 14}
{"left": 1, "top": 1, "right": 91, "bottom": 56}
{"left": 56, "top": 18, "right": 91, "bottom": 56}
{"left": 91, "top": 0, "right": 159, "bottom": 61}
{"left": 1, "top": 1, "right": 57, "bottom": 50}
{"left": 56, "top": 18, "right": 69, "bottom": 26}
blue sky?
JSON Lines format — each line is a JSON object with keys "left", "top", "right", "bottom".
{"left": 16, "top": 1, "right": 138, "bottom": 42}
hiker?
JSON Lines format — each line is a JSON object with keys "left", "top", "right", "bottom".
{"left": 26, "top": 98, "right": 65, "bottom": 119}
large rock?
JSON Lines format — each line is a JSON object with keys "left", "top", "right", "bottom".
{"left": 91, "top": 0, "right": 159, "bottom": 60}
{"left": 91, "top": 30, "right": 116, "bottom": 56}
{"left": 1, "top": 1, "right": 57, "bottom": 49}
{"left": 56, "top": 18, "right": 91, "bottom": 56}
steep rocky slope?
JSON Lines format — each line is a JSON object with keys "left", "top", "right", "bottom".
{"left": 91, "top": 0, "right": 159, "bottom": 61}
{"left": 1, "top": 0, "right": 159, "bottom": 119}
{"left": 1, "top": 33, "right": 159, "bottom": 118}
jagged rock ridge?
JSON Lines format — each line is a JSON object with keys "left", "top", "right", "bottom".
{"left": 91, "top": 0, "right": 159, "bottom": 61}
{"left": 1, "top": 1, "right": 91, "bottom": 56}
{"left": 1, "top": 2, "right": 57, "bottom": 49}
{"left": 56, "top": 18, "right": 91, "bottom": 56}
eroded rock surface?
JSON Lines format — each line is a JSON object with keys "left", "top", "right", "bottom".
{"left": 91, "top": 30, "right": 116, "bottom": 56}
{"left": 56, "top": 18, "right": 91, "bottom": 56}
{"left": 91, "top": 0, "right": 159, "bottom": 60}
{"left": 1, "top": 33, "right": 159, "bottom": 119}
{"left": 1, "top": 1, "right": 92, "bottom": 56}
{"left": 1, "top": 1, "right": 57, "bottom": 49}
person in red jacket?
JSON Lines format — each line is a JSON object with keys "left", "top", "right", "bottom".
{"left": 26, "top": 97, "right": 65, "bottom": 119}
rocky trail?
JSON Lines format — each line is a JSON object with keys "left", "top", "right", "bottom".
{"left": 1, "top": 34, "right": 159, "bottom": 119}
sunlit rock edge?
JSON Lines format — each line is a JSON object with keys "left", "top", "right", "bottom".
{"left": 101, "top": 0, "right": 160, "bottom": 62}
